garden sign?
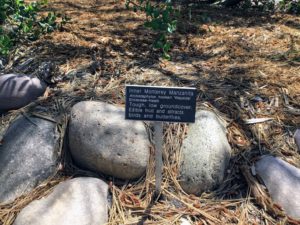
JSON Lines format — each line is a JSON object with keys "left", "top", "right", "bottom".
{"left": 125, "top": 85, "right": 197, "bottom": 195}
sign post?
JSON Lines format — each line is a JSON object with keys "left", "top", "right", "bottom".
{"left": 125, "top": 85, "right": 196, "bottom": 196}
{"left": 153, "top": 121, "right": 163, "bottom": 194}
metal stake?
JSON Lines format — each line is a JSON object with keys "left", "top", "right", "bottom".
{"left": 154, "top": 121, "right": 163, "bottom": 196}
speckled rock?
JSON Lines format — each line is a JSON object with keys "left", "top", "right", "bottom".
{"left": 255, "top": 155, "right": 300, "bottom": 219}
{"left": 13, "top": 177, "right": 108, "bottom": 225}
{"left": 68, "top": 101, "right": 150, "bottom": 180}
{"left": 179, "top": 110, "right": 231, "bottom": 195}
{"left": 0, "top": 116, "right": 59, "bottom": 204}
{"left": 0, "top": 74, "right": 46, "bottom": 111}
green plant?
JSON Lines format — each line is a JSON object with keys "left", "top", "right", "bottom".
{"left": 279, "top": 0, "right": 300, "bottom": 14}
{"left": 0, "top": 0, "right": 69, "bottom": 55}
{"left": 125, "top": 0, "right": 178, "bottom": 59}
{"left": 0, "top": 33, "right": 13, "bottom": 55}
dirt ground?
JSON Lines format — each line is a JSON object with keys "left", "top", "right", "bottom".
{"left": 0, "top": 0, "right": 300, "bottom": 224}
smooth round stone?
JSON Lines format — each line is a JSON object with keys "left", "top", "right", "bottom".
{"left": 13, "top": 177, "right": 108, "bottom": 225}
{"left": 0, "top": 74, "right": 46, "bottom": 111}
{"left": 0, "top": 116, "right": 59, "bottom": 204}
{"left": 68, "top": 101, "right": 150, "bottom": 180}
{"left": 255, "top": 155, "right": 300, "bottom": 219}
{"left": 179, "top": 110, "right": 231, "bottom": 195}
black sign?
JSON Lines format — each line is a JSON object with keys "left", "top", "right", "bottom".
{"left": 125, "top": 85, "right": 197, "bottom": 123}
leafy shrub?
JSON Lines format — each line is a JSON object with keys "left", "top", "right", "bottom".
{"left": 125, "top": 0, "right": 179, "bottom": 59}
{"left": 178, "top": 0, "right": 300, "bottom": 14}
{"left": 279, "top": 0, "right": 300, "bottom": 14}
{"left": 0, "top": 0, "right": 68, "bottom": 55}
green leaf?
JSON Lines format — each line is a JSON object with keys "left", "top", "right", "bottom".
{"left": 0, "top": 34, "right": 13, "bottom": 55}
{"left": 163, "top": 42, "right": 171, "bottom": 52}
{"left": 125, "top": 2, "right": 130, "bottom": 9}
{"left": 153, "top": 9, "right": 160, "bottom": 18}
{"left": 145, "top": 2, "right": 153, "bottom": 16}
{"left": 153, "top": 40, "right": 163, "bottom": 49}
{"left": 163, "top": 51, "right": 171, "bottom": 60}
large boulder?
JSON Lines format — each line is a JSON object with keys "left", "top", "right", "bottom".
{"left": 0, "top": 116, "right": 59, "bottom": 204}
{"left": 0, "top": 74, "right": 46, "bottom": 111}
{"left": 255, "top": 155, "right": 300, "bottom": 219}
{"left": 13, "top": 177, "right": 108, "bottom": 225}
{"left": 179, "top": 110, "right": 231, "bottom": 195}
{"left": 68, "top": 101, "right": 150, "bottom": 180}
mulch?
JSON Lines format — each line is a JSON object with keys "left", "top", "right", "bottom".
{"left": 0, "top": 0, "right": 300, "bottom": 224}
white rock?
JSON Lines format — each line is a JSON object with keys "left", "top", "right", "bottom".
{"left": 68, "top": 101, "right": 150, "bottom": 179}
{"left": 13, "top": 177, "right": 108, "bottom": 225}
{"left": 0, "top": 74, "right": 46, "bottom": 111}
{"left": 255, "top": 155, "right": 300, "bottom": 218}
{"left": 179, "top": 110, "right": 231, "bottom": 195}
{"left": 180, "top": 217, "right": 192, "bottom": 225}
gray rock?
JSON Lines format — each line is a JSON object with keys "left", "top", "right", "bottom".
{"left": 295, "top": 129, "right": 300, "bottom": 152}
{"left": 0, "top": 74, "right": 46, "bottom": 111}
{"left": 0, "top": 57, "right": 7, "bottom": 70}
{"left": 179, "top": 110, "right": 231, "bottom": 195}
{"left": 0, "top": 116, "right": 59, "bottom": 204}
{"left": 13, "top": 177, "right": 108, "bottom": 225}
{"left": 68, "top": 101, "right": 150, "bottom": 180}
{"left": 255, "top": 155, "right": 300, "bottom": 219}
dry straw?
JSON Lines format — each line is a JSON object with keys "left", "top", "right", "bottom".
{"left": 1, "top": 0, "right": 300, "bottom": 223}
